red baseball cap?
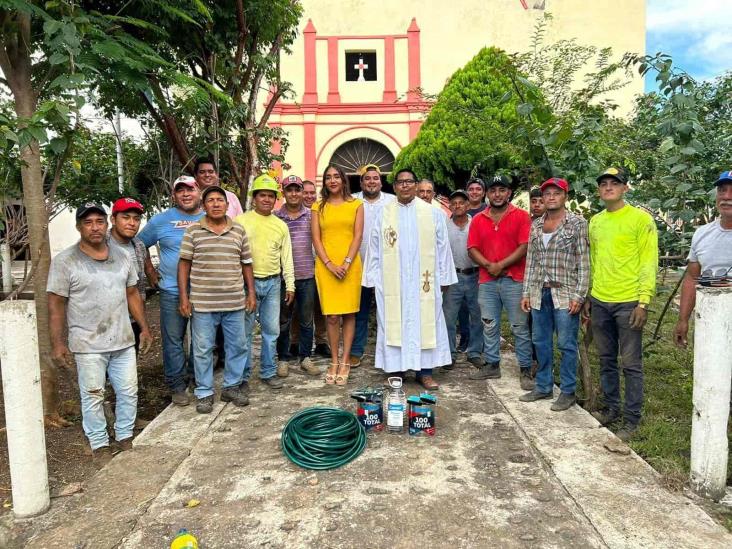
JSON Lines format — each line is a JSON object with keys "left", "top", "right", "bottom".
{"left": 112, "top": 197, "right": 144, "bottom": 214}
{"left": 283, "top": 175, "right": 304, "bottom": 189}
{"left": 540, "top": 177, "right": 569, "bottom": 193}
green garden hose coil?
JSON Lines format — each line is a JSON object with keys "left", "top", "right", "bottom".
{"left": 281, "top": 407, "right": 367, "bottom": 470}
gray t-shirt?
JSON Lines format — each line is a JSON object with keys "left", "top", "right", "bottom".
{"left": 688, "top": 219, "right": 732, "bottom": 276}
{"left": 446, "top": 215, "right": 477, "bottom": 270}
{"left": 47, "top": 243, "right": 138, "bottom": 353}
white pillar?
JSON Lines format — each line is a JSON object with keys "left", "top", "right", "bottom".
{"left": 0, "top": 300, "right": 50, "bottom": 517}
{"left": 690, "top": 286, "right": 732, "bottom": 501}
{"left": 1, "top": 243, "right": 12, "bottom": 293}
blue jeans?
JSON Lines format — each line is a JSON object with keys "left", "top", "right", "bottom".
{"left": 191, "top": 309, "right": 248, "bottom": 399}
{"left": 478, "top": 278, "right": 532, "bottom": 368}
{"left": 531, "top": 288, "right": 580, "bottom": 395}
{"left": 75, "top": 347, "right": 137, "bottom": 450}
{"left": 458, "top": 301, "right": 470, "bottom": 349}
{"left": 442, "top": 272, "right": 483, "bottom": 360}
{"left": 159, "top": 289, "right": 193, "bottom": 392}
{"left": 351, "top": 286, "right": 373, "bottom": 358}
{"left": 277, "top": 278, "right": 315, "bottom": 360}
{"left": 243, "top": 277, "right": 280, "bottom": 381}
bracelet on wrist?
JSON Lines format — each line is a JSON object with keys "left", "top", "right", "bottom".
{"left": 325, "top": 260, "right": 332, "bottom": 266}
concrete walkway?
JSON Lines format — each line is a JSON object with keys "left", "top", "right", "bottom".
{"left": 11, "top": 353, "right": 732, "bottom": 549}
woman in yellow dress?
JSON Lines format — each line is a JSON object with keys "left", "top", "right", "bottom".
{"left": 311, "top": 165, "right": 364, "bottom": 385}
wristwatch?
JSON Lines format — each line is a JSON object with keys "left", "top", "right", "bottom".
{"left": 344, "top": 257, "right": 352, "bottom": 264}
{"left": 637, "top": 303, "right": 647, "bottom": 310}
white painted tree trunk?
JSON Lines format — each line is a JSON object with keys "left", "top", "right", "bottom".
{"left": 690, "top": 287, "right": 732, "bottom": 501}
{"left": 0, "top": 243, "right": 11, "bottom": 293}
{"left": 0, "top": 300, "right": 50, "bottom": 517}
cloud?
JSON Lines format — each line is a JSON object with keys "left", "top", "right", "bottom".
{"left": 646, "top": 0, "right": 731, "bottom": 81}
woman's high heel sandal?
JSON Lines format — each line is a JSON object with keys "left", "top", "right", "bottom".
{"left": 335, "top": 361, "right": 351, "bottom": 386}
{"left": 325, "top": 363, "right": 338, "bottom": 385}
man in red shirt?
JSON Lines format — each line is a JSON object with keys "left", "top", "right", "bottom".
{"left": 467, "top": 174, "right": 534, "bottom": 389}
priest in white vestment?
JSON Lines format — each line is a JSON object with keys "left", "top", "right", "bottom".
{"left": 364, "top": 169, "right": 457, "bottom": 390}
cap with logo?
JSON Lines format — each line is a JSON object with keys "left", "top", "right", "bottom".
{"left": 201, "top": 185, "right": 228, "bottom": 202}
{"left": 283, "top": 175, "right": 304, "bottom": 189}
{"left": 112, "top": 197, "right": 144, "bottom": 215}
{"left": 540, "top": 177, "right": 570, "bottom": 193}
{"left": 172, "top": 175, "right": 198, "bottom": 190}
{"left": 486, "top": 174, "right": 512, "bottom": 189}
{"left": 359, "top": 164, "right": 381, "bottom": 176}
{"left": 596, "top": 167, "right": 628, "bottom": 185}
{"left": 75, "top": 202, "right": 107, "bottom": 220}
{"left": 449, "top": 189, "right": 469, "bottom": 201}
{"left": 466, "top": 177, "right": 486, "bottom": 190}
{"left": 249, "top": 173, "right": 282, "bottom": 198}
{"left": 714, "top": 170, "right": 732, "bottom": 187}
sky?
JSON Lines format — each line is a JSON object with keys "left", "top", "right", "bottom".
{"left": 646, "top": 0, "right": 731, "bottom": 89}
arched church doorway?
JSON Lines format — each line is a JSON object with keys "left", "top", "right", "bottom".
{"left": 329, "top": 138, "right": 395, "bottom": 192}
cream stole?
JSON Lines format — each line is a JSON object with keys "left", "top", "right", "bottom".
{"left": 381, "top": 199, "right": 437, "bottom": 349}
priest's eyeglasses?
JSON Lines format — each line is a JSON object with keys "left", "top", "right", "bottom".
{"left": 394, "top": 178, "right": 417, "bottom": 187}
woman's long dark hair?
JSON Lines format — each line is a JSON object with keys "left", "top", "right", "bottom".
{"left": 318, "top": 164, "right": 352, "bottom": 214}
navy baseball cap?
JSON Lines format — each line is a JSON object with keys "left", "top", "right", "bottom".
{"left": 75, "top": 202, "right": 107, "bottom": 220}
{"left": 486, "top": 174, "right": 512, "bottom": 189}
{"left": 714, "top": 171, "right": 732, "bottom": 186}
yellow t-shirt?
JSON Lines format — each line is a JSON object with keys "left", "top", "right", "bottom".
{"left": 234, "top": 210, "right": 294, "bottom": 291}
{"left": 588, "top": 204, "right": 658, "bottom": 304}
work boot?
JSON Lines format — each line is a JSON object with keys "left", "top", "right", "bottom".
{"left": 221, "top": 388, "right": 249, "bottom": 407}
{"left": 418, "top": 375, "right": 439, "bottom": 391}
{"left": 469, "top": 363, "right": 501, "bottom": 380}
{"left": 550, "top": 392, "right": 576, "bottom": 411}
{"left": 92, "top": 446, "right": 114, "bottom": 467}
{"left": 262, "top": 377, "right": 284, "bottom": 390}
{"left": 349, "top": 355, "right": 362, "bottom": 368}
{"left": 519, "top": 369, "right": 535, "bottom": 391}
{"left": 171, "top": 390, "right": 190, "bottom": 406}
{"left": 277, "top": 360, "right": 290, "bottom": 378}
{"left": 591, "top": 408, "right": 620, "bottom": 426}
{"left": 239, "top": 380, "right": 250, "bottom": 394}
{"left": 519, "top": 389, "right": 553, "bottom": 402}
{"left": 615, "top": 422, "right": 639, "bottom": 443}
{"left": 115, "top": 437, "right": 134, "bottom": 452}
{"left": 313, "top": 343, "right": 331, "bottom": 358}
{"left": 468, "top": 356, "right": 485, "bottom": 368}
{"left": 299, "top": 357, "right": 320, "bottom": 376}
{"left": 196, "top": 395, "right": 214, "bottom": 414}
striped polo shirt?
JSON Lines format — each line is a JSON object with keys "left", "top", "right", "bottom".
{"left": 179, "top": 216, "right": 252, "bottom": 312}
{"left": 275, "top": 205, "right": 314, "bottom": 280}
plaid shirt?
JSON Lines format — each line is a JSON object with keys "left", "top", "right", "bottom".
{"left": 522, "top": 212, "right": 590, "bottom": 310}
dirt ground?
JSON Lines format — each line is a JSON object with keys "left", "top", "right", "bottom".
{"left": 0, "top": 294, "right": 170, "bottom": 513}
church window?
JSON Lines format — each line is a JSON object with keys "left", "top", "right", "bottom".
{"left": 345, "top": 51, "right": 377, "bottom": 82}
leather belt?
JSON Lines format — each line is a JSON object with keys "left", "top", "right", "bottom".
{"left": 255, "top": 273, "right": 281, "bottom": 281}
{"left": 456, "top": 267, "right": 478, "bottom": 275}
{"left": 543, "top": 281, "right": 561, "bottom": 288}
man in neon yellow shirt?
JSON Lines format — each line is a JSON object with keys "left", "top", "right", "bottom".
{"left": 234, "top": 174, "right": 295, "bottom": 391}
{"left": 583, "top": 167, "right": 658, "bottom": 442}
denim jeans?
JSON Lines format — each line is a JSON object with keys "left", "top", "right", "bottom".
{"left": 458, "top": 301, "right": 471, "bottom": 349}
{"left": 75, "top": 346, "right": 137, "bottom": 450}
{"left": 531, "top": 288, "right": 580, "bottom": 395}
{"left": 351, "top": 286, "right": 374, "bottom": 358}
{"left": 191, "top": 309, "right": 248, "bottom": 399}
{"left": 443, "top": 272, "right": 483, "bottom": 360}
{"left": 590, "top": 297, "right": 644, "bottom": 425}
{"left": 277, "top": 278, "right": 315, "bottom": 360}
{"left": 243, "top": 277, "right": 281, "bottom": 381}
{"left": 159, "top": 289, "right": 193, "bottom": 392}
{"left": 478, "top": 278, "right": 532, "bottom": 368}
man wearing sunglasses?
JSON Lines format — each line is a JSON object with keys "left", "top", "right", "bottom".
{"left": 674, "top": 171, "right": 732, "bottom": 348}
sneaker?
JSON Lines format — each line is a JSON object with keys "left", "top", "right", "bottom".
{"left": 221, "top": 388, "right": 249, "bottom": 407}
{"left": 591, "top": 408, "right": 620, "bottom": 426}
{"left": 519, "top": 369, "right": 535, "bottom": 391}
{"left": 313, "top": 343, "right": 331, "bottom": 358}
{"left": 616, "top": 422, "right": 639, "bottom": 442}
{"left": 469, "top": 363, "right": 501, "bottom": 380}
{"left": 349, "top": 355, "right": 362, "bottom": 368}
{"left": 172, "top": 390, "right": 190, "bottom": 406}
{"left": 196, "top": 396, "right": 214, "bottom": 414}
{"left": 550, "top": 392, "right": 576, "bottom": 411}
{"left": 262, "top": 377, "right": 284, "bottom": 390}
{"left": 277, "top": 361, "right": 290, "bottom": 378}
{"left": 299, "top": 357, "right": 320, "bottom": 376}
{"left": 519, "top": 390, "right": 553, "bottom": 402}
{"left": 468, "top": 356, "right": 485, "bottom": 368}
{"left": 92, "top": 446, "right": 114, "bottom": 467}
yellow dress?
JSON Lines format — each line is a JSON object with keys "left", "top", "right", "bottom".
{"left": 312, "top": 198, "right": 363, "bottom": 315}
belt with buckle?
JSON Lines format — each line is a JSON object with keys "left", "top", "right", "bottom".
{"left": 456, "top": 267, "right": 478, "bottom": 275}
{"left": 543, "top": 281, "right": 561, "bottom": 288}
{"left": 255, "top": 273, "right": 281, "bottom": 281}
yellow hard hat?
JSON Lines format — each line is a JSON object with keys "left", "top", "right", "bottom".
{"left": 249, "top": 173, "right": 282, "bottom": 198}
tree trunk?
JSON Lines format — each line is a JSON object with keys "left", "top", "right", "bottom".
{"left": 13, "top": 84, "right": 62, "bottom": 424}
